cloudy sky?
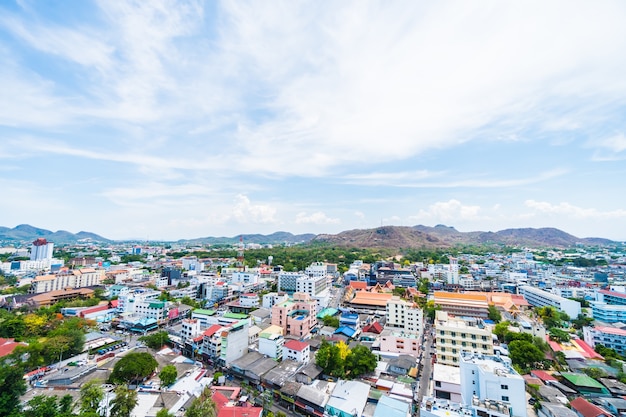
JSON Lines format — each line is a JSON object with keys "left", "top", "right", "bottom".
{"left": 2, "top": 1, "right": 626, "bottom": 241}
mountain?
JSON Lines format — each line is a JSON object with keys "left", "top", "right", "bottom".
{"left": 0, "top": 224, "right": 111, "bottom": 244}
{"left": 313, "top": 225, "right": 617, "bottom": 249}
{"left": 178, "top": 231, "right": 317, "bottom": 245}
{"left": 413, "top": 225, "right": 615, "bottom": 247}
{"left": 312, "top": 226, "right": 450, "bottom": 249}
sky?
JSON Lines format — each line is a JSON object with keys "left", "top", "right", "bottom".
{"left": 2, "top": 1, "right": 626, "bottom": 242}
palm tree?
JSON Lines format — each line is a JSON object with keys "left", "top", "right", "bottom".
{"left": 110, "top": 386, "right": 138, "bottom": 417}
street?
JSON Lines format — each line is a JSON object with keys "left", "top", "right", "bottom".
{"left": 417, "top": 325, "right": 433, "bottom": 403}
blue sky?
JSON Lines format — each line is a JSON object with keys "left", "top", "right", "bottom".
{"left": 2, "top": 1, "right": 626, "bottom": 241}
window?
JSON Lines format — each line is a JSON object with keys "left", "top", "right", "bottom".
{"left": 472, "top": 380, "right": 475, "bottom": 385}
{"left": 435, "top": 381, "right": 441, "bottom": 387}
{"left": 502, "top": 396, "right": 509, "bottom": 402}
{"left": 501, "top": 385, "right": 508, "bottom": 390}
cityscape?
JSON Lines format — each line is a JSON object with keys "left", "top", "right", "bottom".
{"left": 2, "top": 1, "right": 626, "bottom": 417}
{"left": 1, "top": 232, "right": 626, "bottom": 417}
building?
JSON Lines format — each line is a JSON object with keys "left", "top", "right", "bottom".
{"left": 30, "top": 238, "right": 54, "bottom": 261}
{"left": 271, "top": 293, "right": 317, "bottom": 339}
{"left": 30, "top": 268, "right": 105, "bottom": 294}
{"left": 219, "top": 321, "right": 249, "bottom": 366}
{"left": 283, "top": 340, "right": 310, "bottom": 363}
{"left": 583, "top": 325, "right": 626, "bottom": 356}
{"left": 518, "top": 286, "right": 581, "bottom": 318}
{"left": 278, "top": 272, "right": 303, "bottom": 293}
{"left": 433, "top": 292, "right": 490, "bottom": 319}
{"left": 201, "top": 324, "right": 224, "bottom": 361}
{"left": 262, "top": 292, "right": 289, "bottom": 309}
{"left": 325, "top": 380, "right": 370, "bottom": 417}
{"left": 459, "top": 351, "right": 526, "bottom": 417}
{"left": 386, "top": 296, "right": 423, "bottom": 337}
{"left": 435, "top": 311, "right": 494, "bottom": 366}
{"left": 259, "top": 331, "right": 284, "bottom": 360}
{"left": 379, "top": 328, "right": 421, "bottom": 356}
{"left": 181, "top": 319, "right": 202, "bottom": 343}
{"left": 433, "top": 363, "right": 462, "bottom": 402}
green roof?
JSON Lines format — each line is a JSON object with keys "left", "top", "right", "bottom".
{"left": 193, "top": 309, "right": 216, "bottom": 316}
{"left": 223, "top": 312, "right": 248, "bottom": 319}
{"left": 148, "top": 302, "right": 165, "bottom": 309}
{"left": 317, "top": 308, "right": 339, "bottom": 319}
{"left": 561, "top": 373, "right": 606, "bottom": 389}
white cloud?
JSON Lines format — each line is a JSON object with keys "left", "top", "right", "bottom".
{"left": 587, "top": 133, "right": 626, "bottom": 161}
{"left": 295, "top": 211, "right": 340, "bottom": 225}
{"left": 524, "top": 200, "right": 626, "bottom": 219}
{"left": 232, "top": 195, "right": 277, "bottom": 224}
{"left": 409, "top": 200, "right": 483, "bottom": 222}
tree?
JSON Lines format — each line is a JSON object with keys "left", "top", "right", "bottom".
{"left": 80, "top": 380, "right": 104, "bottom": 415}
{"left": 157, "top": 408, "right": 175, "bottom": 417}
{"left": 508, "top": 340, "right": 544, "bottom": 372}
{"left": 139, "top": 331, "right": 170, "bottom": 350}
{"left": 582, "top": 367, "right": 608, "bottom": 380}
{"left": 110, "top": 386, "right": 138, "bottom": 417}
{"left": 0, "top": 362, "right": 27, "bottom": 416}
{"left": 24, "top": 395, "right": 61, "bottom": 417}
{"left": 185, "top": 387, "right": 217, "bottom": 417}
{"left": 322, "top": 316, "right": 340, "bottom": 328}
{"left": 493, "top": 322, "right": 510, "bottom": 342}
{"left": 159, "top": 365, "right": 178, "bottom": 387}
{"left": 548, "top": 328, "right": 571, "bottom": 343}
{"left": 109, "top": 352, "right": 158, "bottom": 384}
{"left": 345, "top": 345, "right": 377, "bottom": 378}
{"left": 571, "top": 314, "right": 593, "bottom": 330}
{"left": 487, "top": 305, "right": 502, "bottom": 323}
{"left": 315, "top": 340, "right": 344, "bottom": 378}
{"left": 504, "top": 331, "right": 533, "bottom": 344}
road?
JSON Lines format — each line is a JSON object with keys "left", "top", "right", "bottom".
{"left": 417, "top": 326, "right": 434, "bottom": 403}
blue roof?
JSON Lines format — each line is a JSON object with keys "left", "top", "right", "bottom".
{"left": 373, "top": 395, "right": 410, "bottom": 417}
{"left": 334, "top": 326, "right": 357, "bottom": 338}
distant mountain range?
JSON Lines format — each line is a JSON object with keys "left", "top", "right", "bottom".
{"left": 312, "top": 225, "right": 617, "bottom": 249}
{"left": 0, "top": 224, "right": 111, "bottom": 244}
{"left": 0, "top": 223, "right": 619, "bottom": 248}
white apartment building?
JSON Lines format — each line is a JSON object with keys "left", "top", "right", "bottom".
{"left": 278, "top": 272, "right": 303, "bottom": 293}
{"left": 30, "top": 268, "right": 105, "bottom": 294}
{"left": 518, "top": 285, "right": 581, "bottom": 318}
{"left": 283, "top": 340, "right": 310, "bottom": 363}
{"left": 460, "top": 351, "right": 526, "bottom": 417}
{"left": 296, "top": 274, "right": 328, "bottom": 296}
{"left": 232, "top": 272, "right": 259, "bottom": 285}
{"left": 433, "top": 363, "right": 462, "bottom": 402}
{"left": 239, "top": 293, "right": 260, "bottom": 308}
{"left": 220, "top": 321, "right": 249, "bottom": 366}
{"left": 435, "top": 311, "right": 494, "bottom": 367}
{"left": 262, "top": 292, "right": 290, "bottom": 309}
{"left": 117, "top": 288, "right": 162, "bottom": 316}
{"left": 30, "top": 238, "right": 54, "bottom": 261}
{"left": 181, "top": 319, "right": 202, "bottom": 342}
{"left": 386, "top": 296, "right": 424, "bottom": 337}
{"left": 259, "top": 332, "right": 284, "bottom": 359}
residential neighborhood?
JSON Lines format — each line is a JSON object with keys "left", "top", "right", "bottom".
{"left": 1, "top": 237, "right": 626, "bottom": 417}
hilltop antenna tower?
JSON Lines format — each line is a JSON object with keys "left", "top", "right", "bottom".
{"left": 237, "top": 235, "right": 245, "bottom": 271}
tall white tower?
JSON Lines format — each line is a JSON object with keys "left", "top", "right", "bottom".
{"left": 448, "top": 257, "right": 459, "bottom": 285}
{"left": 30, "top": 238, "right": 54, "bottom": 261}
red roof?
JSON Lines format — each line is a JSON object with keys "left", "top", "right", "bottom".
{"left": 530, "top": 370, "right": 557, "bottom": 382}
{"left": 203, "top": 324, "right": 224, "bottom": 337}
{"left": 217, "top": 407, "right": 263, "bottom": 417}
{"left": 284, "top": 340, "right": 309, "bottom": 352}
{"left": 0, "top": 338, "right": 27, "bottom": 358}
{"left": 349, "top": 281, "right": 368, "bottom": 290}
{"left": 363, "top": 322, "right": 383, "bottom": 334}
{"left": 570, "top": 397, "right": 611, "bottom": 417}
{"left": 212, "top": 390, "right": 230, "bottom": 409}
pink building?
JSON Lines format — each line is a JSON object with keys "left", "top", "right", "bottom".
{"left": 271, "top": 292, "right": 318, "bottom": 339}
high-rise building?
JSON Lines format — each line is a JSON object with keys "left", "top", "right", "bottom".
{"left": 30, "top": 238, "right": 54, "bottom": 261}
